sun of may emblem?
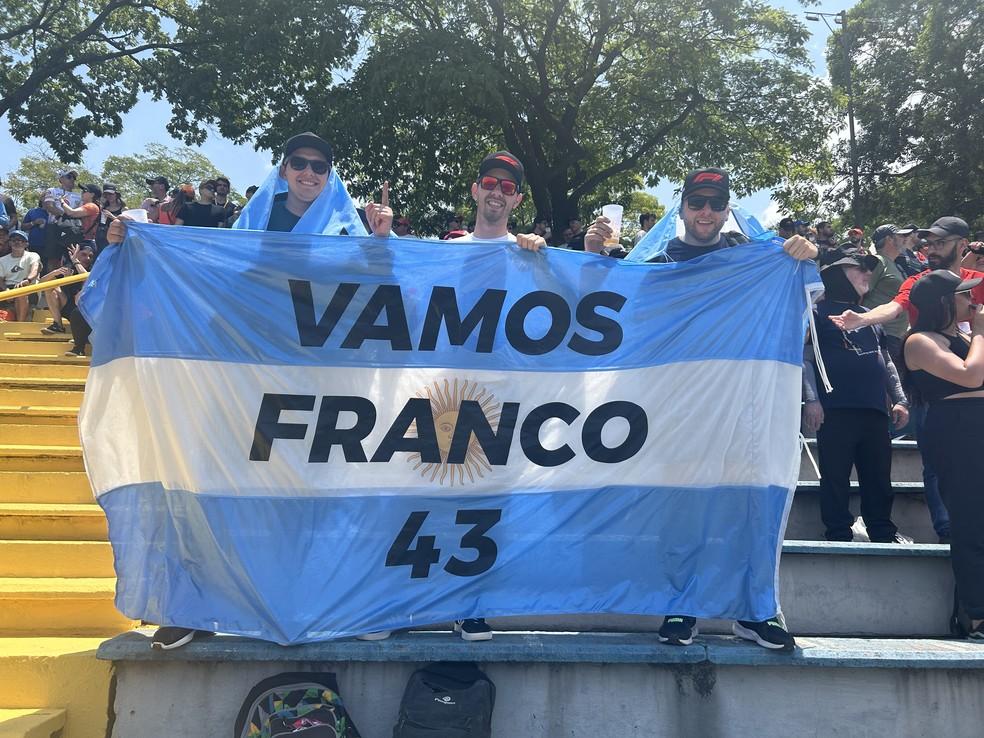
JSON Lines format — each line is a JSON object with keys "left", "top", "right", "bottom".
{"left": 408, "top": 379, "right": 502, "bottom": 486}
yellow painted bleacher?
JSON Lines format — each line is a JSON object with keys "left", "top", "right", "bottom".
{"left": 0, "top": 314, "right": 135, "bottom": 738}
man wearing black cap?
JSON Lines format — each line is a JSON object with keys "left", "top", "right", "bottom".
{"left": 894, "top": 224, "right": 925, "bottom": 277}
{"left": 141, "top": 176, "right": 171, "bottom": 224}
{"left": 866, "top": 224, "right": 910, "bottom": 366}
{"left": 585, "top": 167, "right": 817, "bottom": 263}
{"left": 803, "top": 247, "right": 910, "bottom": 546}
{"left": 585, "top": 168, "right": 814, "bottom": 651}
{"left": 0, "top": 230, "right": 41, "bottom": 320}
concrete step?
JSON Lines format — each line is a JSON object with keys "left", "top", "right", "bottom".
{"left": 787, "top": 481, "right": 937, "bottom": 543}
{"left": 0, "top": 407, "right": 78, "bottom": 426}
{"left": 0, "top": 637, "right": 112, "bottom": 738}
{"left": 800, "top": 437, "right": 922, "bottom": 483}
{"left": 0, "top": 577, "right": 132, "bottom": 636}
{"left": 0, "top": 541, "right": 114, "bottom": 578}
{"left": 99, "top": 631, "right": 984, "bottom": 738}
{"left": 0, "top": 425, "right": 79, "bottom": 447}
{"left": 0, "top": 504, "right": 107, "bottom": 541}
{"left": 0, "top": 390, "right": 81, "bottom": 409}
{"left": 0, "top": 472, "right": 92, "bottom": 504}
{"left": 0, "top": 376, "right": 85, "bottom": 393}
{"left": 0, "top": 333, "right": 73, "bottom": 345}
{"left": 0, "top": 354, "right": 88, "bottom": 367}
{"left": 0, "top": 708, "right": 66, "bottom": 738}
{"left": 0, "top": 363, "right": 88, "bottom": 381}
{"left": 0, "top": 445, "right": 83, "bottom": 472}
{"left": 0, "top": 341, "right": 82, "bottom": 357}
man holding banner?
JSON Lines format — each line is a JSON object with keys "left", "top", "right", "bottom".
{"left": 84, "top": 154, "right": 819, "bottom": 652}
{"left": 587, "top": 168, "right": 817, "bottom": 651}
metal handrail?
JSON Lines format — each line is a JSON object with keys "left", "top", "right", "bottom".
{"left": 0, "top": 273, "right": 88, "bottom": 302}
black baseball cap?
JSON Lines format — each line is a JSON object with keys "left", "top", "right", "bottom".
{"left": 896, "top": 223, "right": 920, "bottom": 235}
{"left": 872, "top": 224, "right": 898, "bottom": 246}
{"left": 819, "top": 246, "right": 879, "bottom": 272}
{"left": 479, "top": 151, "right": 524, "bottom": 186}
{"left": 778, "top": 217, "right": 796, "bottom": 230}
{"left": 910, "top": 270, "right": 982, "bottom": 312}
{"left": 282, "top": 132, "right": 333, "bottom": 169}
{"left": 80, "top": 183, "right": 102, "bottom": 198}
{"left": 146, "top": 175, "right": 170, "bottom": 188}
{"left": 918, "top": 217, "right": 969, "bottom": 239}
{"left": 682, "top": 167, "right": 730, "bottom": 198}
{"left": 102, "top": 183, "right": 118, "bottom": 193}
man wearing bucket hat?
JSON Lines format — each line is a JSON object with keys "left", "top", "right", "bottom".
{"left": 803, "top": 247, "right": 911, "bottom": 546}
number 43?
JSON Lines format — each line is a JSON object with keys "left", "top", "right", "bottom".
{"left": 385, "top": 509, "right": 502, "bottom": 579}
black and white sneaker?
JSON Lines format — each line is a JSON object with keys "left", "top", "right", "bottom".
{"left": 454, "top": 618, "right": 492, "bottom": 642}
{"left": 968, "top": 622, "right": 984, "bottom": 641}
{"left": 41, "top": 322, "right": 66, "bottom": 334}
{"left": 151, "top": 626, "right": 201, "bottom": 651}
{"left": 64, "top": 348, "right": 86, "bottom": 357}
{"left": 733, "top": 619, "right": 795, "bottom": 652}
{"left": 658, "top": 615, "right": 698, "bottom": 645}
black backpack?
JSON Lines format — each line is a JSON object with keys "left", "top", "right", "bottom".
{"left": 393, "top": 662, "right": 495, "bottom": 738}
{"left": 234, "top": 672, "right": 361, "bottom": 738}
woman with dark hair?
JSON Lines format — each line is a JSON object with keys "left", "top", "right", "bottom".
{"left": 158, "top": 184, "right": 194, "bottom": 225}
{"left": 903, "top": 270, "right": 984, "bottom": 639}
{"left": 96, "top": 184, "right": 126, "bottom": 251}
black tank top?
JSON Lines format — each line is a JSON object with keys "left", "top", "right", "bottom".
{"left": 908, "top": 333, "right": 984, "bottom": 401}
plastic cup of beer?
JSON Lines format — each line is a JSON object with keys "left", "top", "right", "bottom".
{"left": 601, "top": 204, "right": 623, "bottom": 246}
{"left": 121, "top": 208, "right": 149, "bottom": 223}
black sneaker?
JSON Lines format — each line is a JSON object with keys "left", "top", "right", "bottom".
{"left": 454, "top": 618, "right": 492, "bottom": 642}
{"left": 41, "top": 322, "right": 66, "bottom": 334}
{"left": 658, "top": 615, "right": 698, "bottom": 646}
{"left": 733, "top": 619, "right": 795, "bottom": 652}
{"left": 64, "top": 348, "right": 86, "bottom": 357}
{"left": 874, "top": 532, "right": 914, "bottom": 544}
{"left": 968, "top": 622, "right": 984, "bottom": 641}
{"left": 151, "top": 626, "right": 203, "bottom": 650}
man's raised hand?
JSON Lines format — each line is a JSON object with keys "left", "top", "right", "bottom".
{"left": 584, "top": 216, "right": 611, "bottom": 253}
{"left": 782, "top": 235, "right": 818, "bottom": 261}
{"left": 365, "top": 181, "right": 393, "bottom": 237}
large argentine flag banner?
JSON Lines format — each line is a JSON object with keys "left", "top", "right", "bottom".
{"left": 79, "top": 224, "right": 817, "bottom": 645}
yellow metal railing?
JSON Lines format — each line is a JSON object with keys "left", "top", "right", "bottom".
{"left": 0, "top": 273, "right": 88, "bottom": 302}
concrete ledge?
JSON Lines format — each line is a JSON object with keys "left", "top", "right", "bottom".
{"left": 782, "top": 540, "right": 949, "bottom": 557}
{"left": 98, "top": 631, "right": 984, "bottom": 670}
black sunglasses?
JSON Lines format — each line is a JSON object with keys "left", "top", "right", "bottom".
{"left": 287, "top": 155, "right": 330, "bottom": 175}
{"left": 686, "top": 195, "right": 729, "bottom": 212}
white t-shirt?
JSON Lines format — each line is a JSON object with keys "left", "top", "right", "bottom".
{"left": 0, "top": 251, "right": 42, "bottom": 287}
{"left": 454, "top": 232, "right": 516, "bottom": 243}
{"left": 42, "top": 188, "right": 82, "bottom": 222}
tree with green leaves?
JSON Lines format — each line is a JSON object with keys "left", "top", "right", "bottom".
{"left": 1, "top": 0, "right": 359, "bottom": 161}
{"left": 208, "top": 0, "right": 830, "bottom": 235}
{"left": 826, "top": 0, "right": 984, "bottom": 229}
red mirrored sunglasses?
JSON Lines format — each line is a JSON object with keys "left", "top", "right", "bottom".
{"left": 478, "top": 175, "right": 519, "bottom": 196}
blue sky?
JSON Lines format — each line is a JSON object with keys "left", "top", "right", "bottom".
{"left": 1, "top": 0, "right": 853, "bottom": 224}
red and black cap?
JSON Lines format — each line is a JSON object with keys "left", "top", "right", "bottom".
{"left": 918, "top": 216, "right": 969, "bottom": 240}
{"left": 479, "top": 151, "right": 524, "bottom": 187}
{"left": 682, "top": 167, "right": 730, "bottom": 199}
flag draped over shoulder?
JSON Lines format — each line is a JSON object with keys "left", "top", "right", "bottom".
{"left": 233, "top": 164, "right": 368, "bottom": 236}
{"left": 78, "top": 225, "right": 818, "bottom": 645}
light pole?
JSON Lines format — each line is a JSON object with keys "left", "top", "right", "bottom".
{"left": 807, "top": 10, "right": 861, "bottom": 226}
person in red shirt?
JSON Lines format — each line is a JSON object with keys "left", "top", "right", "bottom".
{"left": 830, "top": 217, "right": 984, "bottom": 331}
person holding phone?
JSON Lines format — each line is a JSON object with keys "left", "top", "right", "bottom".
{"left": 903, "top": 270, "right": 984, "bottom": 639}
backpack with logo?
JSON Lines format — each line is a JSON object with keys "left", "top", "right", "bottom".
{"left": 392, "top": 661, "right": 495, "bottom": 738}
{"left": 234, "top": 672, "right": 361, "bottom": 738}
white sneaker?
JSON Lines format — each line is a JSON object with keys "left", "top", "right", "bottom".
{"left": 355, "top": 630, "right": 392, "bottom": 641}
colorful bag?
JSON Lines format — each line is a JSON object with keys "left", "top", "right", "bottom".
{"left": 234, "top": 672, "right": 361, "bottom": 738}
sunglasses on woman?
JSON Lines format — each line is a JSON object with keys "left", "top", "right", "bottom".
{"left": 478, "top": 175, "right": 519, "bottom": 196}
{"left": 685, "top": 195, "right": 729, "bottom": 212}
{"left": 287, "top": 155, "right": 331, "bottom": 176}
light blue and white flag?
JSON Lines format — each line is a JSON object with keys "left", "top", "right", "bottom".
{"left": 79, "top": 224, "right": 817, "bottom": 645}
